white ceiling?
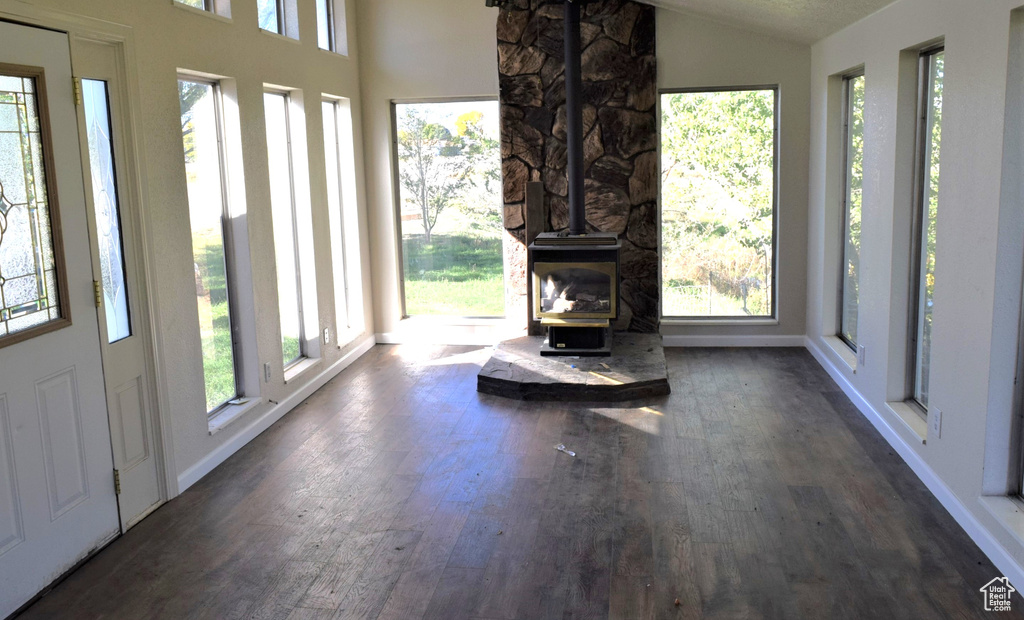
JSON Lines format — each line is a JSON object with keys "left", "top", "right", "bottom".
{"left": 646, "top": 0, "right": 897, "bottom": 44}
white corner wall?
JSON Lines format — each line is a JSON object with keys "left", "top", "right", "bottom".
{"left": 3, "top": 0, "right": 378, "bottom": 493}
{"left": 807, "top": 0, "right": 1024, "bottom": 589}
{"left": 657, "top": 9, "right": 812, "bottom": 347}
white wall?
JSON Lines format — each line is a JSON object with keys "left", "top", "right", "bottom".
{"left": 657, "top": 9, "right": 811, "bottom": 346}
{"left": 807, "top": 0, "right": 1024, "bottom": 587}
{"left": 354, "top": 0, "right": 501, "bottom": 342}
{"left": 0, "top": 0, "right": 376, "bottom": 491}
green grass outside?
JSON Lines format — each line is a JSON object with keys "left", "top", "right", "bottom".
{"left": 402, "top": 234, "right": 504, "bottom": 317}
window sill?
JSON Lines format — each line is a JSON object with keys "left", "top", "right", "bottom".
{"left": 885, "top": 401, "right": 928, "bottom": 444}
{"left": 259, "top": 28, "right": 300, "bottom": 44}
{"left": 980, "top": 495, "right": 1024, "bottom": 550}
{"left": 208, "top": 397, "right": 263, "bottom": 435}
{"left": 822, "top": 334, "right": 858, "bottom": 372}
{"left": 284, "top": 357, "right": 320, "bottom": 384}
{"left": 661, "top": 317, "right": 779, "bottom": 327}
{"left": 318, "top": 47, "right": 350, "bottom": 59}
{"left": 171, "top": 1, "right": 232, "bottom": 23}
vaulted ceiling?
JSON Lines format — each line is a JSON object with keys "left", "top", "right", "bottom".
{"left": 645, "top": 0, "right": 897, "bottom": 44}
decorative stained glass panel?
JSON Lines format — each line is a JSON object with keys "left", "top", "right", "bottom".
{"left": 82, "top": 79, "right": 131, "bottom": 343}
{"left": 0, "top": 72, "right": 61, "bottom": 340}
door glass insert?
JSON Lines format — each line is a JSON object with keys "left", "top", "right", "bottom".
{"left": 82, "top": 79, "right": 131, "bottom": 343}
{"left": 0, "top": 72, "right": 63, "bottom": 340}
{"left": 534, "top": 262, "right": 615, "bottom": 318}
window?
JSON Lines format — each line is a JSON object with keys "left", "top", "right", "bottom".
{"left": 264, "top": 91, "right": 304, "bottom": 366}
{"left": 909, "top": 49, "right": 944, "bottom": 410}
{"left": 179, "top": 78, "right": 240, "bottom": 412}
{"left": 660, "top": 88, "right": 777, "bottom": 318}
{"left": 0, "top": 68, "right": 69, "bottom": 345}
{"left": 839, "top": 72, "right": 865, "bottom": 348}
{"left": 258, "top": 0, "right": 283, "bottom": 34}
{"left": 82, "top": 79, "right": 131, "bottom": 343}
{"left": 174, "top": 0, "right": 230, "bottom": 17}
{"left": 323, "top": 98, "right": 361, "bottom": 337}
{"left": 316, "top": 0, "right": 333, "bottom": 50}
{"left": 393, "top": 100, "right": 504, "bottom": 318}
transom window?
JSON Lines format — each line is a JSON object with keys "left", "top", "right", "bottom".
{"left": 0, "top": 68, "right": 68, "bottom": 346}
{"left": 660, "top": 87, "right": 777, "bottom": 318}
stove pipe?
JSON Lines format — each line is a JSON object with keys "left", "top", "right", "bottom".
{"left": 564, "top": 0, "right": 586, "bottom": 236}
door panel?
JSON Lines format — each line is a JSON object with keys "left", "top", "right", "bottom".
{"left": 75, "top": 39, "right": 163, "bottom": 530}
{"left": 0, "top": 21, "right": 119, "bottom": 618}
{"left": 0, "top": 396, "right": 23, "bottom": 556}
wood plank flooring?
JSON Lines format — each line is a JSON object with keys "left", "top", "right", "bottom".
{"left": 17, "top": 345, "right": 1024, "bottom": 619}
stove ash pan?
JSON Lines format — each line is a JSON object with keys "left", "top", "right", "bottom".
{"left": 530, "top": 234, "right": 621, "bottom": 322}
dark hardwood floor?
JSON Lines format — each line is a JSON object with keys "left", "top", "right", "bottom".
{"left": 18, "top": 345, "right": 1024, "bottom": 619}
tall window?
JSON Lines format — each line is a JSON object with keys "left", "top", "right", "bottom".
{"left": 179, "top": 78, "right": 240, "bottom": 412}
{"left": 323, "top": 98, "right": 360, "bottom": 337}
{"left": 660, "top": 88, "right": 777, "bottom": 318}
{"left": 264, "top": 91, "right": 304, "bottom": 366}
{"left": 316, "top": 0, "right": 334, "bottom": 51}
{"left": 177, "top": 0, "right": 208, "bottom": 9}
{"left": 257, "top": 0, "right": 283, "bottom": 33}
{"left": 393, "top": 100, "right": 503, "bottom": 318}
{"left": 840, "top": 72, "right": 865, "bottom": 348}
{"left": 82, "top": 79, "right": 131, "bottom": 343}
{"left": 909, "top": 49, "right": 944, "bottom": 410}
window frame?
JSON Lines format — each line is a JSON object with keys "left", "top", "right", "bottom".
{"left": 178, "top": 76, "right": 246, "bottom": 415}
{"left": 837, "top": 70, "right": 864, "bottom": 352}
{"left": 322, "top": 97, "right": 350, "bottom": 334}
{"left": 263, "top": 88, "right": 306, "bottom": 368}
{"left": 906, "top": 45, "right": 944, "bottom": 413}
{"left": 389, "top": 96, "right": 504, "bottom": 320}
{"left": 258, "top": 0, "right": 286, "bottom": 34}
{"left": 657, "top": 84, "right": 780, "bottom": 322}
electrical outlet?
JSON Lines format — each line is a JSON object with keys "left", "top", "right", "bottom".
{"left": 323, "top": 327, "right": 330, "bottom": 345}
{"left": 264, "top": 362, "right": 271, "bottom": 383}
{"left": 857, "top": 344, "right": 866, "bottom": 367}
{"left": 931, "top": 407, "right": 942, "bottom": 438}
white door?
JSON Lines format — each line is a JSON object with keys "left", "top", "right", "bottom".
{"left": 0, "top": 21, "right": 120, "bottom": 618}
{"left": 74, "top": 39, "right": 164, "bottom": 531}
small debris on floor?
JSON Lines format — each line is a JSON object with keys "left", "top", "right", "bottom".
{"left": 600, "top": 363, "right": 610, "bottom": 370}
{"left": 497, "top": 530, "right": 503, "bottom": 535}
{"left": 675, "top": 598, "right": 681, "bottom": 607}
{"left": 555, "top": 444, "right": 576, "bottom": 457}
{"left": 394, "top": 546, "right": 405, "bottom": 551}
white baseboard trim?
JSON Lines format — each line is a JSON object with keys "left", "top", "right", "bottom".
{"left": 176, "top": 334, "right": 376, "bottom": 492}
{"left": 805, "top": 336, "right": 1024, "bottom": 591}
{"left": 662, "top": 334, "right": 806, "bottom": 347}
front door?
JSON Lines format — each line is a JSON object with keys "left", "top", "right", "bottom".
{"left": 0, "top": 21, "right": 120, "bottom": 617}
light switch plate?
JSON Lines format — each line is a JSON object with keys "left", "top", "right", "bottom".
{"left": 264, "top": 362, "right": 271, "bottom": 383}
{"left": 857, "top": 344, "right": 866, "bottom": 367}
{"left": 931, "top": 408, "right": 942, "bottom": 438}
{"left": 323, "top": 327, "right": 330, "bottom": 345}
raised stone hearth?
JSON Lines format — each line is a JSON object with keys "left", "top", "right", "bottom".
{"left": 477, "top": 333, "right": 669, "bottom": 401}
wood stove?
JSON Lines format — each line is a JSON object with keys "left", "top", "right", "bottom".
{"left": 530, "top": 231, "right": 620, "bottom": 356}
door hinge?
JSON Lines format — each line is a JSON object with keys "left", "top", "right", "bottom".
{"left": 93, "top": 280, "right": 102, "bottom": 308}
{"left": 113, "top": 469, "right": 121, "bottom": 495}
{"left": 73, "top": 77, "right": 82, "bottom": 106}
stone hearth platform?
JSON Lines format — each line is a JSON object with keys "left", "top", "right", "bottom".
{"left": 477, "top": 333, "right": 670, "bottom": 401}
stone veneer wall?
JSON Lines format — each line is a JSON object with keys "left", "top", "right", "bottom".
{"left": 498, "top": 0, "right": 658, "bottom": 332}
